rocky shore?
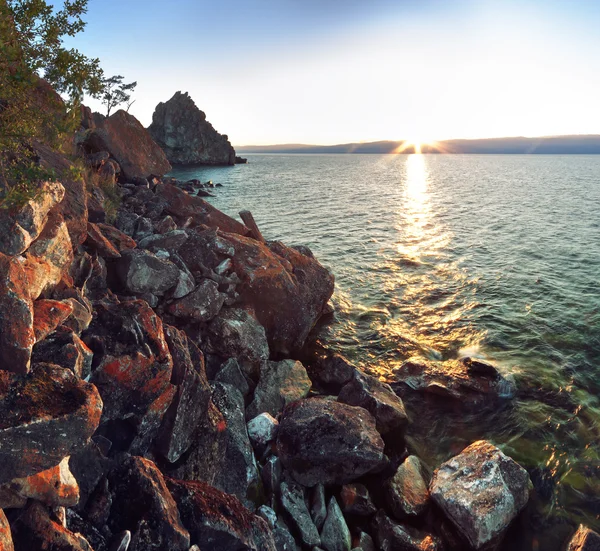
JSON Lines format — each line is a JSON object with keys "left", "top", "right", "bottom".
{"left": 0, "top": 97, "right": 596, "bottom": 551}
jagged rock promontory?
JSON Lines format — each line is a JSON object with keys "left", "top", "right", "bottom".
{"left": 149, "top": 92, "right": 239, "bottom": 166}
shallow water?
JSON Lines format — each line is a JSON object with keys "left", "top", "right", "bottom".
{"left": 169, "top": 154, "right": 600, "bottom": 549}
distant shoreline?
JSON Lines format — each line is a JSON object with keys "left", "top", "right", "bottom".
{"left": 237, "top": 135, "right": 600, "bottom": 155}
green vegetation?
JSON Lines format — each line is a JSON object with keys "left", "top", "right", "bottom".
{"left": 101, "top": 74, "right": 137, "bottom": 116}
{"left": 0, "top": 0, "right": 103, "bottom": 209}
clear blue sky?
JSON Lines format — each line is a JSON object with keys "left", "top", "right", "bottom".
{"left": 70, "top": 0, "right": 600, "bottom": 145}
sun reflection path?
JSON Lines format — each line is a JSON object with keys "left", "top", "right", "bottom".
{"left": 373, "top": 154, "right": 485, "bottom": 368}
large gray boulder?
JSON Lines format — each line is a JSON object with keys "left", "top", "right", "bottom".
{"left": 277, "top": 398, "right": 386, "bottom": 487}
{"left": 430, "top": 440, "right": 532, "bottom": 550}
{"left": 116, "top": 249, "right": 180, "bottom": 296}
{"left": 148, "top": 92, "right": 237, "bottom": 165}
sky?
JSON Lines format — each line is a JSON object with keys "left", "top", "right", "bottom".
{"left": 67, "top": 0, "right": 600, "bottom": 145}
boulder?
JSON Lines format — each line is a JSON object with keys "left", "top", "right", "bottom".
{"left": 339, "top": 484, "right": 377, "bottom": 517}
{"left": 31, "top": 326, "right": 93, "bottom": 379}
{"left": 138, "top": 229, "right": 188, "bottom": 253}
{"left": 355, "top": 531, "right": 376, "bottom": 551}
{"left": 247, "top": 413, "right": 279, "bottom": 449}
{"left": 312, "top": 353, "right": 356, "bottom": 390}
{"left": 1, "top": 456, "right": 79, "bottom": 507}
{"left": 85, "top": 222, "right": 121, "bottom": 258}
{"left": 0, "top": 180, "right": 64, "bottom": 256}
{"left": 96, "top": 222, "right": 137, "bottom": 252}
{"left": 0, "top": 510, "right": 13, "bottom": 551}
{"left": 214, "top": 358, "right": 250, "bottom": 398}
{"left": 65, "top": 509, "right": 108, "bottom": 551}
{"left": 166, "top": 478, "right": 277, "bottom": 551}
{"left": 392, "top": 357, "right": 516, "bottom": 406}
{"left": 154, "top": 183, "right": 248, "bottom": 235}
{"left": 566, "top": 525, "right": 600, "bottom": 551}
{"left": 429, "top": 440, "right": 532, "bottom": 550}
{"left": 277, "top": 398, "right": 386, "bottom": 487}
{"left": 84, "top": 300, "right": 173, "bottom": 420}
{"left": 0, "top": 253, "right": 35, "bottom": 373}
{"left": 372, "top": 510, "right": 440, "bottom": 551}
{"left": 167, "top": 279, "right": 225, "bottom": 322}
{"left": 207, "top": 308, "right": 269, "bottom": 369}
{"left": 321, "top": 497, "right": 352, "bottom": 551}
{"left": 116, "top": 248, "right": 180, "bottom": 296}
{"left": 210, "top": 382, "right": 261, "bottom": 508}
{"left": 83, "top": 110, "right": 171, "bottom": 181}
{"left": 68, "top": 441, "right": 111, "bottom": 513}
{"left": 384, "top": 455, "right": 429, "bottom": 520}
{"left": 0, "top": 363, "right": 102, "bottom": 482}
{"left": 280, "top": 480, "right": 321, "bottom": 548}
{"left": 32, "top": 298, "right": 73, "bottom": 342}
{"left": 106, "top": 456, "right": 190, "bottom": 551}
{"left": 311, "top": 484, "right": 328, "bottom": 531}
{"left": 178, "top": 229, "right": 334, "bottom": 355}
{"left": 338, "top": 370, "right": 408, "bottom": 435}
{"left": 247, "top": 360, "right": 312, "bottom": 419}
{"left": 11, "top": 501, "right": 93, "bottom": 551}
{"left": 148, "top": 91, "right": 237, "bottom": 166}
{"left": 261, "top": 455, "right": 282, "bottom": 510}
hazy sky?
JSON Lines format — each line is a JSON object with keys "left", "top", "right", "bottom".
{"left": 70, "top": 0, "right": 600, "bottom": 145}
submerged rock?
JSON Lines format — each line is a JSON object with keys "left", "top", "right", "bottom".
{"left": 277, "top": 398, "right": 386, "bottom": 487}
{"left": 148, "top": 91, "right": 237, "bottom": 166}
{"left": 430, "top": 440, "right": 532, "bottom": 550}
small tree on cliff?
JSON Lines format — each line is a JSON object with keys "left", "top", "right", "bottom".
{"left": 0, "top": 0, "right": 104, "bottom": 208}
{"left": 101, "top": 74, "right": 137, "bottom": 117}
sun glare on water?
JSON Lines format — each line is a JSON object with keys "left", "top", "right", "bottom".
{"left": 392, "top": 137, "right": 437, "bottom": 154}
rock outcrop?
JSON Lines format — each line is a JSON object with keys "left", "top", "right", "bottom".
{"left": 148, "top": 91, "right": 237, "bottom": 165}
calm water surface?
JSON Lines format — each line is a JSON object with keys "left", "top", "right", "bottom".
{"left": 170, "top": 154, "right": 600, "bottom": 549}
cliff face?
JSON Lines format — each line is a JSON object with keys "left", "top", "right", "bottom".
{"left": 148, "top": 92, "right": 236, "bottom": 166}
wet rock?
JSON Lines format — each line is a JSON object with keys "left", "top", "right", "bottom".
{"left": 566, "top": 525, "right": 600, "bottom": 551}
{"left": 338, "top": 370, "right": 408, "bottom": 435}
{"left": 2, "top": 456, "right": 79, "bottom": 507}
{"left": 166, "top": 477, "right": 277, "bottom": 551}
{"left": 85, "top": 300, "right": 173, "bottom": 421}
{"left": 214, "top": 358, "right": 250, "bottom": 398}
{"left": 0, "top": 253, "right": 35, "bottom": 373}
{"left": 117, "top": 249, "right": 180, "bottom": 296}
{"left": 155, "top": 183, "right": 248, "bottom": 235}
{"left": 148, "top": 91, "right": 237, "bottom": 166}
{"left": 0, "top": 363, "right": 102, "bottom": 482}
{"left": 83, "top": 110, "right": 171, "bottom": 181}
{"left": 311, "top": 484, "right": 328, "bottom": 531}
{"left": 86, "top": 222, "right": 121, "bottom": 259}
{"left": 392, "top": 356, "right": 516, "bottom": 406}
{"left": 430, "top": 440, "right": 532, "bottom": 550}
{"left": 321, "top": 497, "right": 352, "bottom": 551}
{"left": 96, "top": 223, "right": 137, "bottom": 252}
{"left": 247, "top": 360, "right": 312, "bottom": 419}
{"left": 23, "top": 207, "right": 74, "bottom": 300}
{"left": 155, "top": 329, "right": 211, "bottom": 463}
{"left": 0, "top": 180, "right": 64, "bottom": 256}
{"left": 33, "top": 299, "right": 73, "bottom": 342}
{"left": 210, "top": 382, "right": 261, "bottom": 508}
{"left": 372, "top": 510, "right": 441, "bottom": 551}
{"left": 280, "top": 480, "right": 321, "bottom": 548}
{"left": 206, "top": 308, "right": 269, "bottom": 369}
{"left": 107, "top": 456, "right": 190, "bottom": 551}
{"left": 167, "top": 279, "right": 225, "bottom": 322}
{"left": 339, "top": 484, "right": 377, "bottom": 517}
{"left": 0, "top": 510, "right": 13, "bottom": 551}
{"left": 32, "top": 326, "right": 94, "bottom": 378}
{"left": 11, "top": 500, "right": 93, "bottom": 551}
{"left": 247, "top": 413, "right": 279, "bottom": 449}
{"left": 277, "top": 398, "right": 386, "bottom": 487}
{"left": 384, "top": 455, "right": 429, "bottom": 520}
{"left": 312, "top": 353, "right": 356, "bottom": 390}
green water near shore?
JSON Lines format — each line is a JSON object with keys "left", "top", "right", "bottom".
{"left": 169, "top": 153, "right": 600, "bottom": 549}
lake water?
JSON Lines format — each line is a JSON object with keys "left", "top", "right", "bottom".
{"left": 169, "top": 154, "right": 600, "bottom": 549}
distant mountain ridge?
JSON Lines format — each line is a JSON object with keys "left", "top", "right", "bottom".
{"left": 237, "top": 135, "right": 600, "bottom": 154}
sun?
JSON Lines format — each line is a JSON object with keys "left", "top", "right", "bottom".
{"left": 392, "top": 136, "right": 437, "bottom": 154}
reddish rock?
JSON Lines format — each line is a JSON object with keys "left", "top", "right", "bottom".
{"left": 277, "top": 398, "right": 386, "bottom": 487}
{"left": 85, "top": 222, "right": 121, "bottom": 258}
{"left": 155, "top": 183, "right": 249, "bottom": 235}
{"left": 166, "top": 478, "right": 276, "bottom": 551}
{"left": 33, "top": 299, "right": 74, "bottom": 342}
{"left": 567, "top": 525, "right": 600, "bottom": 551}
{"left": 11, "top": 501, "right": 93, "bottom": 551}
{"left": 167, "top": 279, "right": 225, "bottom": 322}
{"left": 0, "top": 253, "right": 35, "bottom": 374}
{"left": 4, "top": 456, "right": 79, "bottom": 507}
{"left": 85, "top": 300, "right": 173, "bottom": 420}
{"left": 339, "top": 483, "right": 377, "bottom": 517}
{"left": 83, "top": 110, "right": 171, "bottom": 181}
{"left": 0, "top": 180, "right": 64, "bottom": 256}
{"left": 96, "top": 222, "right": 137, "bottom": 251}
{"left": 0, "top": 510, "right": 13, "bottom": 551}
{"left": 384, "top": 455, "right": 429, "bottom": 520}
{"left": 107, "top": 456, "right": 190, "bottom": 551}
{"left": 179, "top": 229, "right": 334, "bottom": 355}
{"left": 0, "top": 363, "right": 102, "bottom": 483}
